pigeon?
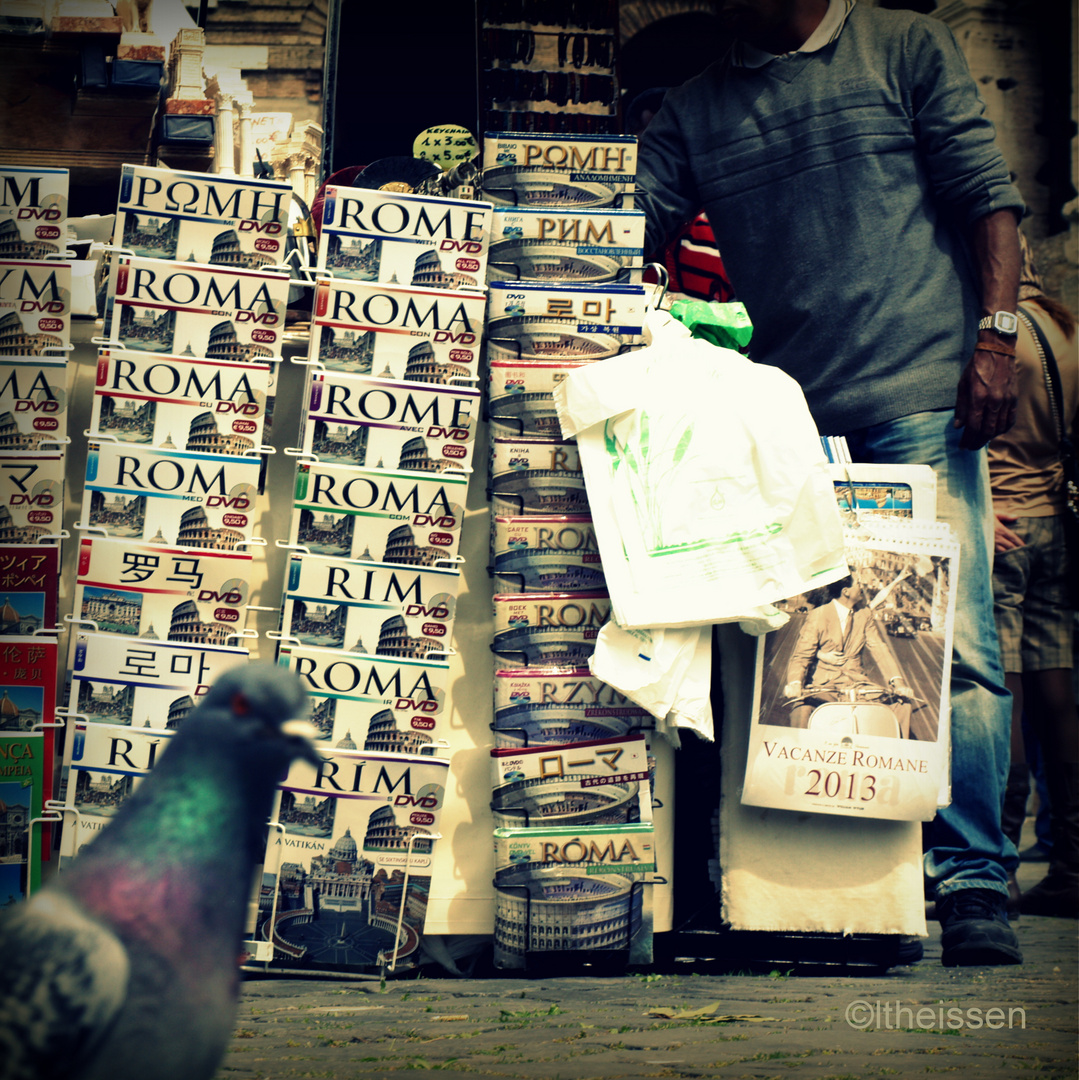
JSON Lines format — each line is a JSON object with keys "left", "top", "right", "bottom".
{"left": 0, "top": 664, "right": 320, "bottom": 1080}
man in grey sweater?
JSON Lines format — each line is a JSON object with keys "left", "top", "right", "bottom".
{"left": 636, "top": 0, "right": 1024, "bottom": 965}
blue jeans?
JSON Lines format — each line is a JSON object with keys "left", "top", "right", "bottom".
{"left": 842, "top": 409, "right": 1015, "bottom": 898}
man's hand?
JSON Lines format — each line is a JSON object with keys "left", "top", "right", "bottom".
{"left": 994, "top": 512, "right": 1025, "bottom": 554}
{"left": 888, "top": 676, "right": 914, "bottom": 698}
{"left": 783, "top": 680, "right": 803, "bottom": 699}
{"left": 953, "top": 344, "right": 1017, "bottom": 450}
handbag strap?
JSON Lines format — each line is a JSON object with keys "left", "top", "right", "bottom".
{"left": 1017, "top": 303, "right": 1074, "bottom": 461}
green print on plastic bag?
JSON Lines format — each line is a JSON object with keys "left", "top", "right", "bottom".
{"left": 605, "top": 410, "right": 698, "bottom": 556}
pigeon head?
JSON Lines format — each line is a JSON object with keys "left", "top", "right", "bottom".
{"left": 182, "top": 662, "right": 322, "bottom": 773}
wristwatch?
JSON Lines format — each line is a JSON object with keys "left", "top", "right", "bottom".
{"left": 978, "top": 311, "right": 1018, "bottom": 335}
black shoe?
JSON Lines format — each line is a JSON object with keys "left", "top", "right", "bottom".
{"left": 937, "top": 889, "right": 1023, "bottom": 967}
{"left": 1017, "top": 871, "right": 1079, "bottom": 918}
{"left": 895, "top": 935, "right": 924, "bottom": 966}
{"left": 1019, "top": 842, "right": 1052, "bottom": 863}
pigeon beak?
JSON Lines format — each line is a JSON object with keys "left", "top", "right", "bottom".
{"left": 281, "top": 719, "right": 323, "bottom": 765}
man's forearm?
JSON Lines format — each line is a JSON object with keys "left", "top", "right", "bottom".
{"left": 970, "top": 208, "right": 1021, "bottom": 328}
{"left": 953, "top": 208, "right": 1021, "bottom": 448}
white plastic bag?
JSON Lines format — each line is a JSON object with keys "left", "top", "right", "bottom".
{"left": 589, "top": 619, "right": 714, "bottom": 745}
{"left": 554, "top": 335, "right": 847, "bottom": 629}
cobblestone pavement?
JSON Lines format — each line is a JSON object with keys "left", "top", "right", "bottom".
{"left": 220, "top": 864, "right": 1076, "bottom": 1080}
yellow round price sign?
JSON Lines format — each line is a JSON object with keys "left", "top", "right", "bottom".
{"left": 413, "top": 125, "right": 478, "bottom": 170}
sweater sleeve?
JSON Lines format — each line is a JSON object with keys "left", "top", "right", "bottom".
{"left": 907, "top": 17, "right": 1025, "bottom": 226}
{"left": 633, "top": 93, "right": 705, "bottom": 258}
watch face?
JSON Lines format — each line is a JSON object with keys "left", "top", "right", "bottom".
{"left": 994, "top": 311, "right": 1018, "bottom": 335}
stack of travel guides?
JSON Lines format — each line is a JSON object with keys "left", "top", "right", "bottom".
{"left": 251, "top": 178, "right": 495, "bottom": 974}
{"left": 480, "top": 133, "right": 671, "bottom": 968}
{"left": 0, "top": 162, "right": 71, "bottom": 899}
{"left": 58, "top": 166, "right": 296, "bottom": 858}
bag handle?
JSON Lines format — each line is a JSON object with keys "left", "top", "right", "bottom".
{"left": 1017, "top": 302, "right": 1075, "bottom": 463}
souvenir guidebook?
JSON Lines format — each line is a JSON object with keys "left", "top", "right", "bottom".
{"left": 102, "top": 255, "right": 291, "bottom": 362}
{"left": 66, "top": 630, "right": 251, "bottom": 733}
{"left": 60, "top": 719, "right": 176, "bottom": 858}
{"left": 492, "top": 592, "right": 610, "bottom": 668}
{"left": 0, "top": 165, "right": 69, "bottom": 259}
{"left": 318, "top": 183, "right": 493, "bottom": 291}
{"left": 281, "top": 552, "right": 460, "bottom": 658}
{"left": 0, "top": 259, "right": 72, "bottom": 354}
{"left": 493, "top": 667, "right": 651, "bottom": 748}
{"left": 482, "top": 132, "right": 638, "bottom": 209}
{"left": 114, "top": 164, "right": 293, "bottom": 267}
{"left": 89, "top": 347, "right": 272, "bottom": 453}
{"left": 0, "top": 451, "right": 65, "bottom": 542}
{"left": 0, "top": 728, "right": 46, "bottom": 898}
{"left": 0, "top": 356, "right": 68, "bottom": 450}
{"left": 0, "top": 543, "right": 60, "bottom": 633}
{"left": 301, "top": 370, "right": 481, "bottom": 475}
{"left": 490, "top": 514, "right": 604, "bottom": 593}
{"left": 830, "top": 463, "right": 937, "bottom": 523}
{"left": 492, "top": 822, "right": 655, "bottom": 970}
{"left": 80, "top": 441, "right": 262, "bottom": 550}
{"left": 489, "top": 436, "right": 587, "bottom": 517}
{"left": 488, "top": 208, "right": 646, "bottom": 284}
{"left": 277, "top": 641, "right": 452, "bottom": 753}
{"left": 742, "top": 524, "right": 958, "bottom": 822}
{"left": 310, "top": 277, "right": 488, "bottom": 385}
{"left": 490, "top": 733, "right": 652, "bottom": 828}
{"left": 0, "top": 634, "right": 58, "bottom": 865}
{"left": 487, "top": 280, "right": 645, "bottom": 359}
{"left": 249, "top": 749, "right": 450, "bottom": 973}
{"left": 290, "top": 460, "right": 468, "bottom": 565}
{"left": 73, "top": 535, "right": 253, "bottom": 644}
{"left": 488, "top": 359, "right": 600, "bottom": 439}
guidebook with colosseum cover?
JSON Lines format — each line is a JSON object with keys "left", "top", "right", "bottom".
{"left": 492, "top": 668, "right": 652, "bottom": 750}
{"left": 288, "top": 459, "right": 468, "bottom": 565}
{"left": 487, "top": 208, "right": 645, "bottom": 285}
{"left": 64, "top": 629, "right": 251, "bottom": 734}
{"left": 317, "top": 184, "right": 493, "bottom": 292}
{"left": 114, "top": 164, "right": 293, "bottom": 268}
{"left": 489, "top": 731, "right": 652, "bottom": 829}
{"left": 89, "top": 347, "right": 272, "bottom": 453}
{"left": 481, "top": 132, "right": 638, "bottom": 210}
{"left": 101, "top": 255, "right": 291, "bottom": 362}
{"left": 299, "top": 369, "right": 481, "bottom": 475}
{"left": 490, "top": 514, "right": 605, "bottom": 594}
{"left": 485, "top": 281, "right": 645, "bottom": 438}
{"left": 276, "top": 641, "right": 453, "bottom": 754}
{"left": 58, "top": 631, "right": 251, "bottom": 856}
{"left": 79, "top": 441, "right": 262, "bottom": 551}
{"left": 0, "top": 449, "right": 64, "bottom": 543}
{"left": 72, "top": 534, "right": 253, "bottom": 645}
{"left": 486, "top": 279, "right": 646, "bottom": 354}
{"left": 0, "top": 259, "right": 72, "bottom": 355}
{"left": 489, "top": 436, "right": 587, "bottom": 517}
{"left": 492, "top": 592, "right": 610, "bottom": 669}
{"left": 492, "top": 821, "right": 655, "bottom": 970}
{"left": 309, "top": 276, "right": 488, "bottom": 385}
{"left": 0, "top": 356, "right": 68, "bottom": 452}
{"left": 247, "top": 748, "right": 450, "bottom": 973}
{"left": 58, "top": 719, "right": 176, "bottom": 859}
{"left": 0, "top": 164, "right": 69, "bottom": 259}
{"left": 280, "top": 551, "right": 460, "bottom": 661}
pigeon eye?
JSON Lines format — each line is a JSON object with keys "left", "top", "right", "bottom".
{"left": 231, "top": 692, "right": 249, "bottom": 716}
